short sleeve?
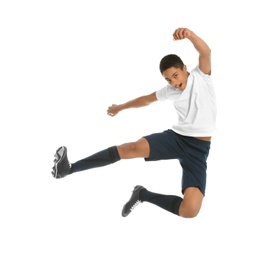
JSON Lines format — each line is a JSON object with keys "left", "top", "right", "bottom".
{"left": 156, "top": 86, "right": 169, "bottom": 101}
{"left": 156, "top": 85, "right": 182, "bottom": 101}
{"left": 195, "top": 66, "right": 212, "bottom": 82}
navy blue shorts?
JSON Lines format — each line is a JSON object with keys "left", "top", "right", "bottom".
{"left": 143, "top": 129, "right": 211, "bottom": 195}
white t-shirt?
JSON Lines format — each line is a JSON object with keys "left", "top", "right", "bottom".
{"left": 156, "top": 66, "right": 217, "bottom": 137}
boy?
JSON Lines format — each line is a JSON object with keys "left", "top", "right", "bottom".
{"left": 52, "top": 27, "right": 217, "bottom": 218}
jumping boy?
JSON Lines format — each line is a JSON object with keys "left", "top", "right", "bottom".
{"left": 52, "top": 27, "right": 217, "bottom": 218}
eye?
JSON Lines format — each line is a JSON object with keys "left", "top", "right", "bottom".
{"left": 174, "top": 74, "right": 178, "bottom": 79}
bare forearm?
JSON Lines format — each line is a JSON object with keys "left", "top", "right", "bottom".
{"left": 120, "top": 95, "right": 152, "bottom": 110}
{"left": 107, "top": 92, "right": 157, "bottom": 117}
{"left": 188, "top": 31, "right": 211, "bottom": 58}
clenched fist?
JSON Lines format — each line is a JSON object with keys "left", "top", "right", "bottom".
{"left": 173, "top": 28, "right": 193, "bottom": 40}
{"left": 107, "top": 104, "right": 120, "bottom": 117}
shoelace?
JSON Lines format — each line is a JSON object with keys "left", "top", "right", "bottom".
{"left": 53, "top": 153, "right": 59, "bottom": 163}
{"left": 130, "top": 200, "right": 141, "bottom": 211}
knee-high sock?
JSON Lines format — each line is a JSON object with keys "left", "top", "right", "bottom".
{"left": 71, "top": 146, "right": 120, "bottom": 173}
{"left": 140, "top": 188, "right": 183, "bottom": 216}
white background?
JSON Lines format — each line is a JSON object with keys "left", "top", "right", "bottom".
{"left": 1, "top": 0, "right": 269, "bottom": 259}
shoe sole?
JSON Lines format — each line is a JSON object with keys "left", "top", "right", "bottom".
{"left": 52, "top": 146, "right": 66, "bottom": 178}
{"left": 122, "top": 185, "right": 144, "bottom": 217}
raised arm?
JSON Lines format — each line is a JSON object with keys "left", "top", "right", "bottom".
{"left": 107, "top": 92, "right": 157, "bottom": 117}
{"left": 173, "top": 28, "right": 211, "bottom": 75}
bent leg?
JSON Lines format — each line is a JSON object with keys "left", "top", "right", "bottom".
{"left": 139, "top": 188, "right": 183, "bottom": 215}
{"left": 179, "top": 187, "right": 204, "bottom": 218}
{"left": 138, "top": 186, "right": 203, "bottom": 218}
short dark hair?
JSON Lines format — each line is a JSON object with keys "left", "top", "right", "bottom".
{"left": 159, "top": 54, "right": 184, "bottom": 74}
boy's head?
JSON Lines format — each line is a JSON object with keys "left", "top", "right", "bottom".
{"left": 159, "top": 54, "right": 184, "bottom": 73}
{"left": 160, "top": 54, "right": 189, "bottom": 91}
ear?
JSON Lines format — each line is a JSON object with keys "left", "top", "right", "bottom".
{"left": 183, "top": 65, "right": 187, "bottom": 72}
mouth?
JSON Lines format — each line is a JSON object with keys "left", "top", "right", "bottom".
{"left": 175, "top": 83, "right": 183, "bottom": 90}
{"left": 172, "top": 83, "right": 183, "bottom": 90}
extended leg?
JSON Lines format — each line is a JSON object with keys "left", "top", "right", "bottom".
{"left": 71, "top": 146, "right": 120, "bottom": 173}
{"left": 52, "top": 138, "right": 150, "bottom": 178}
{"left": 72, "top": 137, "right": 150, "bottom": 172}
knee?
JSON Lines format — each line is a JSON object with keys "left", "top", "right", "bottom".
{"left": 118, "top": 138, "right": 150, "bottom": 159}
{"left": 117, "top": 142, "right": 139, "bottom": 158}
{"left": 183, "top": 208, "right": 200, "bottom": 218}
{"left": 179, "top": 203, "right": 201, "bottom": 218}
{"left": 124, "top": 142, "right": 138, "bottom": 153}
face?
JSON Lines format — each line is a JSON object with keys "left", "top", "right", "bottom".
{"left": 162, "top": 66, "right": 189, "bottom": 91}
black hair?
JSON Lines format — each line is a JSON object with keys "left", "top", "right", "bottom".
{"left": 159, "top": 54, "right": 184, "bottom": 74}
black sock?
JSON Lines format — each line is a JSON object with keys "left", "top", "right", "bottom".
{"left": 71, "top": 146, "right": 120, "bottom": 173}
{"left": 140, "top": 188, "right": 183, "bottom": 216}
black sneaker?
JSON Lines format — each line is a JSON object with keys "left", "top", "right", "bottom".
{"left": 122, "top": 185, "right": 145, "bottom": 217}
{"left": 52, "top": 146, "right": 72, "bottom": 179}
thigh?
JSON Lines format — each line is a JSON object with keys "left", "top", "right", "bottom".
{"left": 180, "top": 137, "right": 210, "bottom": 195}
{"left": 144, "top": 129, "right": 186, "bottom": 161}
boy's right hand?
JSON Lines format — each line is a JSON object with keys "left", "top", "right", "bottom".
{"left": 107, "top": 104, "right": 120, "bottom": 117}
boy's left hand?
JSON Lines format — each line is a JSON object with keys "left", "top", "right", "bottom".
{"left": 173, "top": 28, "right": 192, "bottom": 40}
